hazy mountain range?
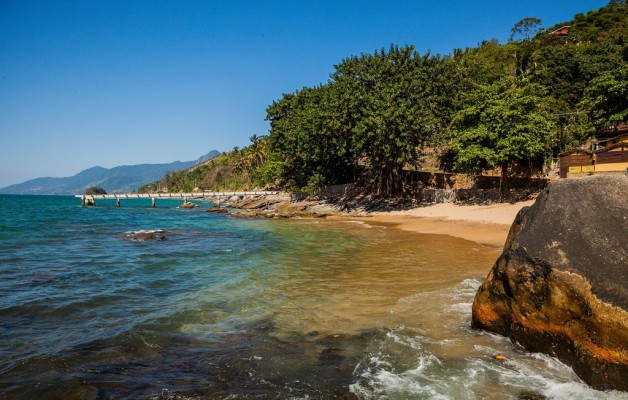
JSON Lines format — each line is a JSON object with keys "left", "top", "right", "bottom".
{"left": 0, "top": 150, "right": 221, "bottom": 195}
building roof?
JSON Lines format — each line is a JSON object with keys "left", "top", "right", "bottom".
{"left": 560, "top": 141, "right": 627, "bottom": 157}
{"left": 549, "top": 26, "right": 570, "bottom": 36}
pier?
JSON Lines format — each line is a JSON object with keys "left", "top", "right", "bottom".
{"left": 75, "top": 191, "right": 279, "bottom": 207}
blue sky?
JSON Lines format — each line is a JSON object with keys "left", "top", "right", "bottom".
{"left": 0, "top": 0, "right": 608, "bottom": 188}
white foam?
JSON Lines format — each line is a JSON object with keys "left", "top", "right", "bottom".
{"left": 543, "top": 382, "right": 628, "bottom": 399}
{"left": 351, "top": 351, "right": 463, "bottom": 399}
{"left": 351, "top": 362, "right": 447, "bottom": 399}
{"left": 386, "top": 330, "right": 426, "bottom": 351}
{"left": 125, "top": 229, "right": 164, "bottom": 234}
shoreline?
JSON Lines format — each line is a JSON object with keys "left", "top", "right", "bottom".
{"left": 343, "top": 200, "right": 534, "bottom": 248}
{"left": 226, "top": 194, "right": 534, "bottom": 249}
{"left": 334, "top": 214, "right": 512, "bottom": 248}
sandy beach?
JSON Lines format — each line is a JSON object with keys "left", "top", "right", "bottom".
{"left": 234, "top": 194, "right": 536, "bottom": 248}
{"left": 347, "top": 200, "right": 535, "bottom": 248}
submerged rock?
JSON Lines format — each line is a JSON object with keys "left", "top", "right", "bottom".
{"left": 124, "top": 229, "right": 172, "bottom": 241}
{"left": 318, "top": 348, "right": 345, "bottom": 364}
{"left": 472, "top": 175, "right": 628, "bottom": 391}
{"left": 178, "top": 201, "right": 198, "bottom": 209}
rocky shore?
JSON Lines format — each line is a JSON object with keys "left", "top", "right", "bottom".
{"left": 216, "top": 192, "right": 529, "bottom": 219}
{"left": 214, "top": 193, "right": 366, "bottom": 219}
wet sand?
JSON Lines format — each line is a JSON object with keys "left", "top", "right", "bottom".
{"left": 334, "top": 200, "right": 535, "bottom": 248}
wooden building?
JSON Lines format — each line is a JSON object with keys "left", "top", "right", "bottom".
{"left": 550, "top": 26, "right": 570, "bottom": 37}
{"left": 559, "top": 124, "right": 628, "bottom": 178}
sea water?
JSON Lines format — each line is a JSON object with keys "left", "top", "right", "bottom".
{"left": 0, "top": 195, "right": 624, "bottom": 399}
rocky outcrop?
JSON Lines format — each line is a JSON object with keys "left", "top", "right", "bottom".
{"left": 226, "top": 194, "right": 357, "bottom": 218}
{"left": 472, "top": 175, "right": 628, "bottom": 391}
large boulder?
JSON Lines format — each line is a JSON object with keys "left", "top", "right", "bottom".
{"left": 472, "top": 175, "right": 628, "bottom": 391}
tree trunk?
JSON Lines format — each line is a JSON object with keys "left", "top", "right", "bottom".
{"left": 394, "top": 164, "right": 403, "bottom": 196}
{"left": 500, "top": 161, "right": 509, "bottom": 202}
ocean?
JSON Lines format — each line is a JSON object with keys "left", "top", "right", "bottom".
{"left": 0, "top": 195, "right": 624, "bottom": 399}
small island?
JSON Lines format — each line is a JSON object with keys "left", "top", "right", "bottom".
{"left": 83, "top": 186, "right": 107, "bottom": 195}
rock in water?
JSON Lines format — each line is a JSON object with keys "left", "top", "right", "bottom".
{"left": 124, "top": 229, "right": 170, "bottom": 241}
{"left": 207, "top": 206, "right": 228, "bottom": 213}
{"left": 471, "top": 175, "right": 628, "bottom": 391}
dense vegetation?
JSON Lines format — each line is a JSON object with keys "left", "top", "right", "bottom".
{"left": 84, "top": 186, "right": 107, "bottom": 195}
{"left": 144, "top": 2, "right": 627, "bottom": 196}
{"left": 138, "top": 136, "right": 270, "bottom": 193}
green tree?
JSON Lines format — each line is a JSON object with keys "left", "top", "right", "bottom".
{"left": 510, "top": 17, "right": 542, "bottom": 42}
{"left": 266, "top": 80, "right": 360, "bottom": 190}
{"left": 330, "top": 45, "right": 453, "bottom": 195}
{"left": 448, "top": 78, "right": 557, "bottom": 199}
{"left": 579, "top": 66, "right": 628, "bottom": 131}
{"left": 246, "top": 134, "right": 269, "bottom": 170}
{"left": 332, "top": 46, "right": 440, "bottom": 196}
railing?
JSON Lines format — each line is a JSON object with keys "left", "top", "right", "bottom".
{"left": 75, "top": 191, "right": 280, "bottom": 207}
{"left": 75, "top": 191, "right": 279, "bottom": 200}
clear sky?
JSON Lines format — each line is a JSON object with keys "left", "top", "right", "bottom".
{"left": 0, "top": 0, "right": 608, "bottom": 188}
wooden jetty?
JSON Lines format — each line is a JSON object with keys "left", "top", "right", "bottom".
{"left": 75, "top": 191, "right": 279, "bottom": 207}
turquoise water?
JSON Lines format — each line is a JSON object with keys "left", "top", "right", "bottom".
{"left": 0, "top": 195, "right": 624, "bottom": 399}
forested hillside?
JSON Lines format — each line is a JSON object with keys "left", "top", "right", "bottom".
{"left": 144, "top": 2, "right": 627, "bottom": 196}
{"left": 138, "top": 136, "right": 270, "bottom": 193}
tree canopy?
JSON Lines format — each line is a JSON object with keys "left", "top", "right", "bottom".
{"left": 579, "top": 66, "right": 628, "bottom": 130}
{"left": 510, "top": 17, "right": 543, "bottom": 42}
{"left": 266, "top": 45, "right": 458, "bottom": 195}
{"left": 448, "top": 78, "right": 556, "bottom": 181}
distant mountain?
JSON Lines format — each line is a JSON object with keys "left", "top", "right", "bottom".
{"left": 195, "top": 151, "right": 221, "bottom": 164}
{"left": 0, "top": 150, "right": 221, "bottom": 195}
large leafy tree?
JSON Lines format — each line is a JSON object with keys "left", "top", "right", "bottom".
{"left": 266, "top": 84, "right": 356, "bottom": 190}
{"left": 266, "top": 45, "right": 456, "bottom": 196}
{"left": 331, "top": 45, "right": 449, "bottom": 195}
{"left": 509, "top": 17, "right": 542, "bottom": 42}
{"left": 449, "top": 78, "right": 557, "bottom": 197}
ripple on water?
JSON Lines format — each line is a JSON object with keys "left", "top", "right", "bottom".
{"left": 1, "top": 197, "right": 625, "bottom": 399}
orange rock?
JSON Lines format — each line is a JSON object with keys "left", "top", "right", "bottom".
{"left": 471, "top": 176, "right": 628, "bottom": 391}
